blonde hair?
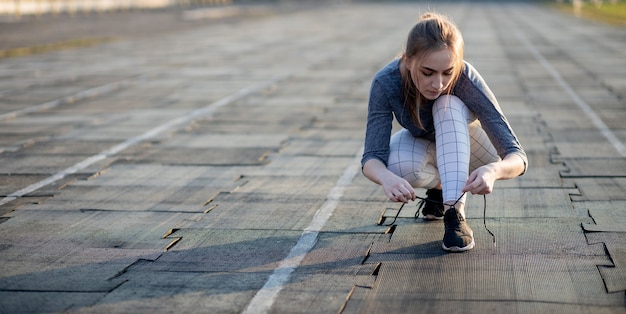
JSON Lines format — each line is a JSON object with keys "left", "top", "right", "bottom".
{"left": 401, "top": 12, "right": 465, "bottom": 129}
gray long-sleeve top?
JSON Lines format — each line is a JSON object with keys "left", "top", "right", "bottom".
{"left": 361, "top": 59, "right": 528, "bottom": 173}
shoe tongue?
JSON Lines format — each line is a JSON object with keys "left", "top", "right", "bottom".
{"left": 446, "top": 206, "right": 464, "bottom": 221}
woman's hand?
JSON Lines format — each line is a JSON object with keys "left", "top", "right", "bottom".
{"left": 363, "top": 159, "right": 416, "bottom": 203}
{"left": 380, "top": 174, "right": 416, "bottom": 203}
{"left": 463, "top": 164, "right": 497, "bottom": 195}
{"left": 463, "top": 154, "right": 526, "bottom": 195}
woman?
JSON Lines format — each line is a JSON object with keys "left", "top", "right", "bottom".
{"left": 361, "top": 12, "right": 527, "bottom": 252}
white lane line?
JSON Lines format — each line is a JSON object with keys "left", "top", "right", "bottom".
{"left": 515, "top": 29, "right": 626, "bottom": 158}
{"left": 0, "top": 80, "right": 130, "bottom": 122}
{"left": 243, "top": 147, "right": 363, "bottom": 314}
{"left": 0, "top": 76, "right": 287, "bottom": 207}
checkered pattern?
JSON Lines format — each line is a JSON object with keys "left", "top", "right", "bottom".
{"left": 387, "top": 95, "right": 499, "bottom": 204}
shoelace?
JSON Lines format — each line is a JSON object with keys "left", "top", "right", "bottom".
{"left": 415, "top": 198, "right": 433, "bottom": 219}
{"left": 384, "top": 192, "right": 497, "bottom": 248}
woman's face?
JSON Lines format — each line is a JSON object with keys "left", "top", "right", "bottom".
{"left": 404, "top": 48, "right": 456, "bottom": 100}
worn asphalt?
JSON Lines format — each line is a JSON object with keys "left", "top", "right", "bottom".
{"left": 1, "top": 1, "right": 625, "bottom": 313}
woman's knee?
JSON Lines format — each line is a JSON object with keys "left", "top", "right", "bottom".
{"left": 433, "top": 95, "right": 463, "bottom": 112}
{"left": 433, "top": 95, "right": 475, "bottom": 123}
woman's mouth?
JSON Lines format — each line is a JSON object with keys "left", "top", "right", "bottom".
{"left": 424, "top": 90, "right": 442, "bottom": 99}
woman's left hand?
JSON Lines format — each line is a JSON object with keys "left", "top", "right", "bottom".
{"left": 462, "top": 164, "right": 497, "bottom": 195}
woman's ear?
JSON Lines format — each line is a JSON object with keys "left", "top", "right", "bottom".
{"left": 401, "top": 54, "right": 413, "bottom": 71}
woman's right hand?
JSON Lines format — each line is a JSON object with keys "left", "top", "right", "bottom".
{"left": 363, "top": 159, "right": 416, "bottom": 203}
{"left": 380, "top": 173, "right": 416, "bottom": 203}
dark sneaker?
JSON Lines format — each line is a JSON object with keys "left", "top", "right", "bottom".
{"left": 418, "top": 189, "right": 444, "bottom": 220}
{"left": 442, "top": 207, "right": 475, "bottom": 252}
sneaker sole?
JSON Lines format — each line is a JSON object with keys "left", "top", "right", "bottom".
{"left": 442, "top": 239, "right": 475, "bottom": 252}
{"left": 442, "top": 230, "right": 475, "bottom": 252}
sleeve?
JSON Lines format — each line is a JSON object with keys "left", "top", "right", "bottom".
{"left": 361, "top": 79, "right": 394, "bottom": 168}
{"left": 454, "top": 62, "right": 528, "bottom": 175}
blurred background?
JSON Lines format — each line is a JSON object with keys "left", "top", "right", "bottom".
{"left": 1, "top": 0, "right": 254, "bottom": 17}
{"left": 0, "top": 0, "right": 624, "bottom": 21}
{"left": 0, "top": 0, "right": 623, "bottom": 58}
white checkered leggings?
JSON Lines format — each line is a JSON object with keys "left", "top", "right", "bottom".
{"left": 387, "top": 95, "right": 500, "bottom": 205}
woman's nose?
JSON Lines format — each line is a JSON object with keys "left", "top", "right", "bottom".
{"left": 432, "top": 75, "right": 443, "bottom": 89}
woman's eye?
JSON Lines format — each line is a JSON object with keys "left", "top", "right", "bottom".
{"left": 444, "top": 71, "right": 453, "bottom": 76}
{"left": 422, "top": 72, "right": 433, "bottom": 76}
